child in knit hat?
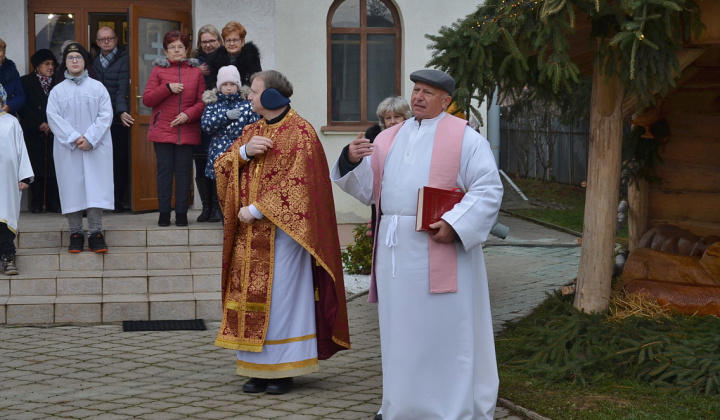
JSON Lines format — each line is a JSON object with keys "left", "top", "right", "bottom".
{"left": 201, "top": 65, "right": 260, "bottom": 220}
{"left": 0, "top": 83, "right": 34, "bottom": 275}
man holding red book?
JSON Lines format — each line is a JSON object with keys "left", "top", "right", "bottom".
{"left": 332, "top": 69, "right": 503, "bottom": 420}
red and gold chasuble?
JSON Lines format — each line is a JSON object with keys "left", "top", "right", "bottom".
{"left": 213, "top": 109, "right": 350, "bottom": 359}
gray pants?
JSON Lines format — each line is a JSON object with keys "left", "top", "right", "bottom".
{"left": 67, "top": 208, "right": 103, "bottom": 235}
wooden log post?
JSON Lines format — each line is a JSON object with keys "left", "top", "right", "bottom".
{"left": 628, "top": 178, "right": 649, "bottom": 252}
{"left": 573, "top": 57, "right": 625, "bottom": 313}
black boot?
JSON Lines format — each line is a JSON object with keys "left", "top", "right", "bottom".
{"left": 175, "top": 213, "right": 188, "bottom": 227}
{"left": 208, "top": 180, "right": 223, "bottom": 223}
{"left": 196, "top": 176, "right": 211, "bottom": 222}
{"left": 158, "top": 212, "right": 171, "bottom": 227}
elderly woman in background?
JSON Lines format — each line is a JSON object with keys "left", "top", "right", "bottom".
{"left": 192, "top": 24, "right": 224, "bottom": 223}
{"left": 341, "top": 96, "right": 412, "bottom": 234}
{"left": 142, "top": 30, "right": 206, "bottom": 227}
{"left": 19, "top": 49, "right": 61, "bottom": 213}
{"left": 206, "top": 21, "right": 261, "bottom": 89}
{"left": 363, "top": 96, "right": 412, "bottom": 141}
{"left": 0, "top": 37, "right": 26, "bottom": 116}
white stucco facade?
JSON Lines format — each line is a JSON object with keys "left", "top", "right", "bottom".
{"left": 1, "top": 1, "right": 29, "bottom": 76}
{"left": 270, "top": 0, "right": 487, "bottom": 224}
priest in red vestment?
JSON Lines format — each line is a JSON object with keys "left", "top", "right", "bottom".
{"left": 214, "top": 70, "right": 350, "bottom": 395}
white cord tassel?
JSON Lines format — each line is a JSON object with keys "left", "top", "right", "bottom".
{"left": 384, "top": 215, "right": 399, "bottom": 278}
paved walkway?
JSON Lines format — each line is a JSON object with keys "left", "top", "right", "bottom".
{"left": 0, "top": 214, "right": 580, "bottom": 420}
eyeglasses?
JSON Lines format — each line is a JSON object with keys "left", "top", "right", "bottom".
{"left": 224, "top": 38, "right": 243, "bottom": 44}
{"left": 97, "top": 36, "right": 117, "bottom": 43}
{"left": 66, "top": 56, "right": 84, "bottom": 62}
{"left": 200, "top": 40, "right": 218, "bottom": 46}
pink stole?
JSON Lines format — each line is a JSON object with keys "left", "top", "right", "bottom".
{"left": 368, "top": 114, "right": 468, "bottom": 302}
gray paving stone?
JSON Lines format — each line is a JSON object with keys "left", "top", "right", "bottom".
{"left": 0, "top": 214, "right": 579, "bottom": 419}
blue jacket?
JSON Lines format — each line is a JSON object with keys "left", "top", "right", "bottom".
{"left": 0, "top": 58, "right": 26, "bottom": 114}
{"left": 200, "top": 88, "right": 259, "bottom": 179}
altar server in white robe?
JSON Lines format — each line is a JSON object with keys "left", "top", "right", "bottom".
{"left": 47, "top": 43, "right": 114, "bottom": 253}
{"left": 0, "top": 83, "right": 34, "bottom": 276}
{"left": 332, "top": 69, "right": 503, "bottom": 420}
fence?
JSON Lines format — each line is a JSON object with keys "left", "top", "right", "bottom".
{"left": 499, "top": 113, "right": 589, "bottom": 186}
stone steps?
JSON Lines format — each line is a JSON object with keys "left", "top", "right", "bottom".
{"left": 1, "top": 210, "right": 224, "bottom": 325}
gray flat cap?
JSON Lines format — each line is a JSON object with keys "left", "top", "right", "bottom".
{"left": 410, "top": 69, "right": 455, "bottom": 95}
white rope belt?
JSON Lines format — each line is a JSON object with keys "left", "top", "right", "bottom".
{"left": 384, "top": 215, "right": 399, "bottom": 278}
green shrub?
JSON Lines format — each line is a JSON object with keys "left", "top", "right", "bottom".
{"left": 341, "top": 222, "right": 373, "bottom": 275}
{"left": 498, "top": 292, "right": 720, "bottom": 395}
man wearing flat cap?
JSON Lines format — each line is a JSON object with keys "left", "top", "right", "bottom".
{"left": 333, "top": 69, "right": 503, "bottom": 420}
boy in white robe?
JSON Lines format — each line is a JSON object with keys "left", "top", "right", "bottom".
{"left": 0, "top": 83, "right": 34, "bottom": 275}
{"left": 47, "top": 43, "right": 114, "bottom": 253}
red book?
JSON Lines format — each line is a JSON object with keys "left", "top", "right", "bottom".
{"left": 415, "top": 186, "right": 464, "bottom": 232}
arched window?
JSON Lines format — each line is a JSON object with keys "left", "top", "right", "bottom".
{"left": 326, "top": 0, "right": 401, "bottom": 129}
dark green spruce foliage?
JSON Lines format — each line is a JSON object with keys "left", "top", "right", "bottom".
{"left": 341, "top": 223, "right": 373, "bottom": 275}
{"left": 498, "top": 292, "right": 720, "bottom": 395}
{"left": 426, "top": 0, "right": 705, "bottom": 121}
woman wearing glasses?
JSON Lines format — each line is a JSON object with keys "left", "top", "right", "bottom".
{"left": 205, "top": 21, "right": 262, "bottom": 90}
{"left": 192, "top": 24, "right": 223, "bottom": 80}
{"left": 142, "top": 30, "right": 206, "bottom": 227}
{"left": 191, "top": 24, "right": 224, "bottom": 223}
{"left": 46, "top": 43, "right": 114, "bottom": 253}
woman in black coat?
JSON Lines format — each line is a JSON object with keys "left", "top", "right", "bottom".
{"left": 191, "top": 24, "right": 224, "bottom": 223}
{"left": 18, "top": 49, "right": 61, "bottom": 213}
{"left": 205, "top": 21, "right": 261, "bottom": 89}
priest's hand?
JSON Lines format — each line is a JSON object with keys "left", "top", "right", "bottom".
{"left": 246, "top": 136, "right": 273, "bottom": 157}
{"left": 428, "top": 219, "right": 458, "bottom": 244}
{"left": 348, "top": 132, "right": 373, "bottom": 164}
{"left": 238, "top": 206, "right": 255, "bottom": 223}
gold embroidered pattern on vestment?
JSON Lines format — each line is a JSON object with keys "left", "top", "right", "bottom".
{"left": 236, "top": 357, "right": 319, "bottom": 379}
{"left": 214, "top": 109, "right": 351, "bottom": 359}
{"left": 264, "top": 333, "right": 317, "bottom": 345}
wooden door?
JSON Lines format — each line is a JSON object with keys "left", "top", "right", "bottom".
{"left": 128, "top": 5, "right": 191, "bottom": 211}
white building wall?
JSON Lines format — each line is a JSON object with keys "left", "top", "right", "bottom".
{"left": 1, "top": 0, "right": 29, "bottom": 76}
{"left": 192, "top": 0, "right": 276, "bottom": 70}
{"left": 274, "top": 0, "right": 485, "bottom": 224}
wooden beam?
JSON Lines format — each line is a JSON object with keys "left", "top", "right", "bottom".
{"left": 622, "top": 48, "right": 707, "bottom": 118}
{"left": 628, "top": 178, "right": 648, "bottom": 252}
{"left": 574, "top": 53, "right": 625, "bottom": 314}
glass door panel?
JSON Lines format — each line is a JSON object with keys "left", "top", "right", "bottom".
{"left": 34, "top": 13, "right": 76, "bottom": 62}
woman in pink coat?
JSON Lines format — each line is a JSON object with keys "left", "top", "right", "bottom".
{"left": 143, "top": 30, "right": 206, "bottom": 227}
